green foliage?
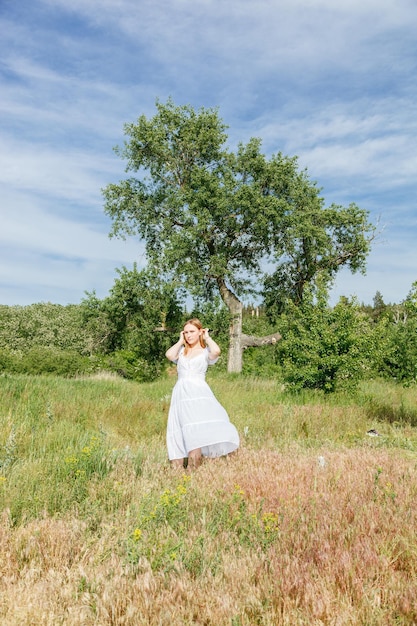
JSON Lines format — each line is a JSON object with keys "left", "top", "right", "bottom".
{"left": 104, "top": 98, "right": 375, "bottom": 310}
{"left": 376, "top": 315, "right": 417, "bottom": 384}
{"left": 0, "top": 303, "right": 97, "bottom": 378}
{"left": 81, "top": 264, "right": 184, "bottom": 381}
{"left": 0, "top": 347, "right": 90, "bottom": 377}
{"left": 275, "top": 292, "right": 376, "bottom": 393}
{"left": 263, "top": 201, "right": 375, "bottom": 314}
{"left": 188, "top": 297, "right": 231, "bottom": 357}
{"left": 0, "top": 265, "right": 184, "bottom": 381}
{"left": 241, "top": 344, "right": 282, "bottom": 378}
{"left": 0, "top": 349, "right": 13, "bottom": 373}
{"left": 1, "top": 100, "right": 379, "bottom": 380}
{"left": 367, "top": 283, "right": 417, "bottom": 385}
{"left": 17, "top": 347, "right": 90, "bottom": 377}
{"left": 240, "top": 312, "right": 282, "bottom": 378}
{"left": 100, "top": 350, "right": 161, "bottom": 382}
{"left": 0, "top": 303, "right": 88, "bottom": 353}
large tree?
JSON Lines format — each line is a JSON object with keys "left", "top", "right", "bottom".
{"left": 103, "top": 99, "right": 375, "bottom": 372}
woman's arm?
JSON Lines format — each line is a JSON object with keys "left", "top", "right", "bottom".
{"left": 165, "top": 331, "right": 185, "bottom": 362}
{"left": 203, "top": 329, "right": 221, "bottom": 360}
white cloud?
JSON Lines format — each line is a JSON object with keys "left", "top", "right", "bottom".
{"left": 32, "top": 0, "right": 417, "bottom": 96}
{"left": 247, "top": 96, "right": 417, "bottom": 207}
{"left": 0, "top": 250, "right": 142, "bottom": 306}
{"left": 0, "top": 193, "right": 143, "bottom": 305}
{"left": 0, "top": 0, "right": 415, "bottom": 306}
{"left": 0, "top": 192, "right": 140, "bottom": 261}
{"left": 0, "top": 135, "right": 122, "bottom": 210}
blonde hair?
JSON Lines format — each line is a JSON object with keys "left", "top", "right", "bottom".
{"left": 183, "top": 318, "right": 206, "bottom": 355}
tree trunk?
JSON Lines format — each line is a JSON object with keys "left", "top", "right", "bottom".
{"left": 216, "top": 278, "right": 282, "bottom": 373}
{"left": 216, "top": 278, "right": 244, "bottom": 373}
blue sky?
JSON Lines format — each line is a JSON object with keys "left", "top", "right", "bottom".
{"left": 1, "top": 0, "right": 416, "bottom": 307}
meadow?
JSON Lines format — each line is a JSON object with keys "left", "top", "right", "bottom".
{"left": 1, "top": 372, "right": 417, "bottom": 625}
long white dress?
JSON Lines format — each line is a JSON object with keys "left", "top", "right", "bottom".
{"left": 166, "top": 347, "right": 240, "bottom": 460}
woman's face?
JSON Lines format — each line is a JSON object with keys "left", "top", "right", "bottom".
{"left": 183, "top": 323, "right": 201, "bottom": 347}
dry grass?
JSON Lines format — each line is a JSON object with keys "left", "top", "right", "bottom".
{"left": 1, "top": 375, "right": 417, "bottom": 624}
{"left": 1, "top": 445, "right": 417, "bottom": 625}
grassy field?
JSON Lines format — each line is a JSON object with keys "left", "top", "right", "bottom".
{"left": 1, "top": 372, "right": 417, "bottom": 625}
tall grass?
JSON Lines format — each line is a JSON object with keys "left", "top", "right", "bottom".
{"left": 1, "top": 373, "right": 417, "bottom": 625}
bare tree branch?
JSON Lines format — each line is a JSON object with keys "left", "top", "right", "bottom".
{"left": 241, "top": 332, "right": 282, "bottom": 349}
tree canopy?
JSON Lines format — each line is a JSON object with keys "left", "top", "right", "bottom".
{"left": 103, "top": 99, "right": 376, "bottom": 371}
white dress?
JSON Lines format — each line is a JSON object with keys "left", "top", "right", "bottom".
{"left": 166, "top": 348, "right": 240, "bottom": 460}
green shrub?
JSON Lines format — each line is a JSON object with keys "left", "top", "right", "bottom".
{"left": 0, "top": 349, "right": 14, "bottom": 372}
{"left": 377, "top": 316, "right": 417, "bottom": 384}
{"left": 15, "top": 347, "right": 90, "bottom": 377}
{"left": 276, "top": 295, "right": 375, "bottom": 393}
{"left": 103, "top": 350, "right": 162, "bottom": 382}
{"left": 241, "top": 344, "right": 282, "bottom": 378}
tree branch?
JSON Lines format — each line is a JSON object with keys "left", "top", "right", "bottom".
{"left": 241, "top": 332, "right": 282, "bottom": 349}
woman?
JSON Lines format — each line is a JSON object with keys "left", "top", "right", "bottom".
{"left": 165, "top": 318, "right": 240, "bottom": 469}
